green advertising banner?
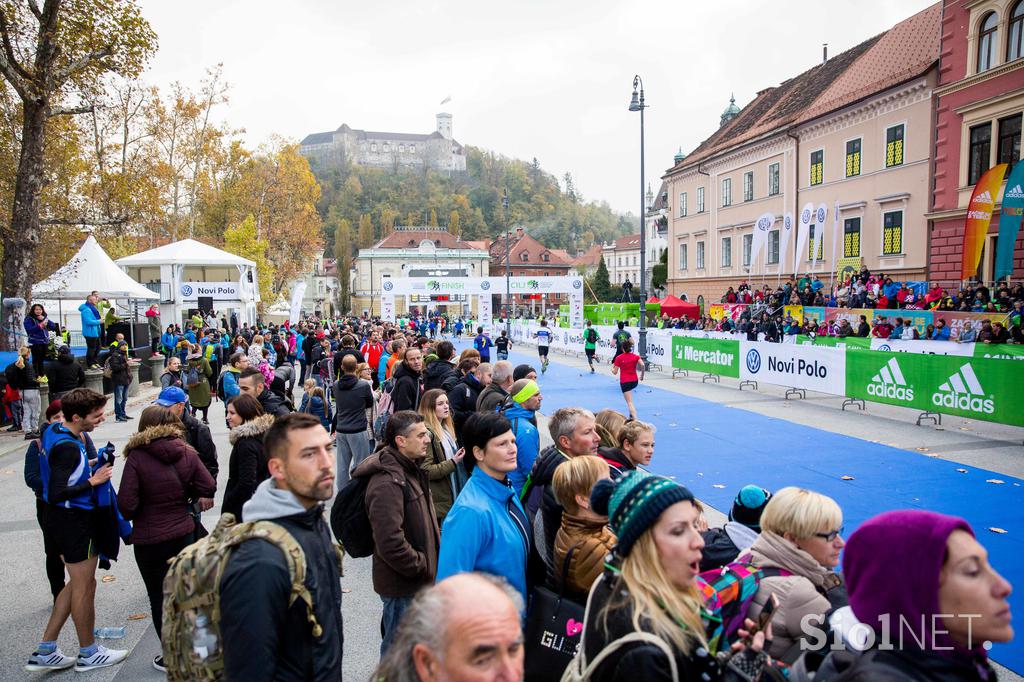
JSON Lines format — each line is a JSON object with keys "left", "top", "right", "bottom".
{"left": 671, "top": 336, "right": 740, "bottom": 378}
{"left": 795, "top": 335, "right": 870, "bottom": 349}
{"left": 973, "top": 344, "right": 1024, "bottom": 361}
{"left": 846, "top": 349, "right": 1024, "bottom": 426}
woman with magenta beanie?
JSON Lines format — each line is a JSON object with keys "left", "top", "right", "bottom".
{"left": 800, "top": 509, "right": 1013, "bottom": 680}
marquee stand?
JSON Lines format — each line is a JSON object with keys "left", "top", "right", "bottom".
{"left": 738, "top": 380, "right": 758, "bottom": 391}
{"left": 702, "top": 373, "right": 720, "bottom": 384}
{"left": 842, "top": 397, "right": 865, "bottom": 411}
{"left": 916, "top": 410, "right": 942, "bottom": 426}
{"left": 785, "top": 387, "right": 807, "bottom": 400}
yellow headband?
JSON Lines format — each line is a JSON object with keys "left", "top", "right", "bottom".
{"left": 513, "top": 380, "right": 540, "bottom": 403}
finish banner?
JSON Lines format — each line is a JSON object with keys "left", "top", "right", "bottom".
{"left": 671, "top": 336, "right": 740, "bottom": 378}
{"left": 846, "top": 350, "right": 1024, "bottom": 426}
{"left": 739, "top": 341, "right": 846, "bottom": 396}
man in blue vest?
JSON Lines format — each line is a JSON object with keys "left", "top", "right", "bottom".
{"left": 25, "top": 388, "right": 128, "bottom": 672}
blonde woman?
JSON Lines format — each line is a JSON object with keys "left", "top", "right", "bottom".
{"left": 13, "top": 347, "right": 42, "bottom": 438}
{"left": 598, "top": 418, "right": 655, "bottom": 480}
{"left": 594, "top": 409, "right": 627, "bottom": 450}
{"left": 247, "top": 334, "right": 265, "bottom": 369}
{"left": 418, "top": 388, "right": 465, "bottom": 524}
{"left": 746, "top": 486, "right": 847, "bottom": 664}
{"left": 571, "top": 470, "right": 768, "bottom": 681}
{"left": 551, "top": 455, "right": 616, "bottom": 600}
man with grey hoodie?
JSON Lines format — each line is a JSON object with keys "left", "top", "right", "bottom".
{"left": 219, "top": 413, "right": 344, "bottom": 680}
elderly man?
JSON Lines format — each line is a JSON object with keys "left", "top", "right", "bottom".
{"left": 476, "top": 360, "right": 514, "bottom": 414}
{"left": 373, "top": 573, "right": 523, "bottom": 682}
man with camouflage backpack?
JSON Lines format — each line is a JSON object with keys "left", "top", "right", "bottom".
{"left": 162, "top": 412, "right": 342, "bottom": 680}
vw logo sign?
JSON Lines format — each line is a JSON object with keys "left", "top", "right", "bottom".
{"left": 481, "top": 281, "right": 491, "bottom": 290}
{"left": 563, "top": 332, "right": 569, "bottom": 343}
{"left": 383, "top": 281, "right": 394, "bottom": 292}
{"left": 180, "top": 284, "right": 193, "bottom": 297}
{"left": 745, "top": 349, "right": 762, "bottom": 374}
{"left": 801, "top": 208, "right": 811, "bottom": 224}
{"left": 878, "top": 344, "right": 891, "bottom": 351}
{"left": 816, "top": 207, "right": 826, "bottom": 222}
{"left": 572, "top": 279, "right": 582, "bottom": 289}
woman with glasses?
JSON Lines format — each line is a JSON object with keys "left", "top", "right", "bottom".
{"left": 746, "top": 486, "right": 848, "bottom": 664}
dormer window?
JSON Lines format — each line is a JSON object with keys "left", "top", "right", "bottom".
{"left": 541, "top": 252, "right": 550, "bottom": 262}
{"left": 520, "top": 251, "right": 529, "bottom": 262}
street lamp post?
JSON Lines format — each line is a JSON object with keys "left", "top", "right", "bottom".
{"left": 503, "top": 187, "right": 511, "bottom": 337}
{"left": 629, "top": 75, "right": 648, "bottom": 363}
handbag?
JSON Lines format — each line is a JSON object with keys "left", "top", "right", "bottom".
{"left": 523, "top": 545, "right": 586, "bottom": 681}
{"left": 167, "top": 459, "right": 208, "bottom": 540}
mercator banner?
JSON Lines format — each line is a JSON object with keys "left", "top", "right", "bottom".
{"left": 739, "top": 341, "right": 846, "bottom": 395}
{"left": 671, "top": 337, "right": 740, "bottom": 377}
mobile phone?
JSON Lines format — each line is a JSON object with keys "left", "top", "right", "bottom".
{"left": 756, "top": 593, "right": 778, "bottom": 633}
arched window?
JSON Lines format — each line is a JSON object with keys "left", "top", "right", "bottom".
{"left": 1009, "top": 1, "right": 1024, "bottom": 62}
{"left": 978, "top": 12, "right": 999, "bottom": 72}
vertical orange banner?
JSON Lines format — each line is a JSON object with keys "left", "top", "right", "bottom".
{"left": 961, "top": 163, "right": 1008, "bottom": 280}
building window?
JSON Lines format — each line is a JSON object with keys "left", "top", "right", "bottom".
{"left": 978, "top": 12, "right": 998, "bottom": 72}
{"left": 383, "top": 143, "right": 390, "bottom": 152}
{"left": 679, "top": 243, "right": 688, "bottom": 270}
{"left": 742, "top": 233, "right": 753, "bottom": 266}
{"left": 410, "top": 144, "right": 416, "bottom": 153}
{"left": 722, "top": 178, "right": 732, "bottom": 207}
{"left": 969, "top": 123, "right": 992, "bottom": 185}
{"left": 398, "top": 144, "right": 405, "bottom": 153}
{"left": 845, "top": 139, "right": 862, "bottom": 177}
{"left": 885, "top": 124, "right": 905, "bottom": 167}
{"left": 370, "top": 143, "right": 377, "bottom": 152}
{"left": 810, "top": 150, "right": 824, "bottom": 185}
{"left": 808, "top": 225, "right": 824, "bottom": 260}
{"left": 843, "top": 217, "right": 861, "bottom": 258}
{"left": 767, "top": 230, "right": 780, "bottom": 264}
{"left": 768, "top": 163, "right": 780, "bottom": 195}
{"left": 721, "top": 236, "right": 732, "bottom": 267}
{"left": 520, "top": 251, "right": 529, "bottom": 262}
{"left": 696, "top": 241, "right": 705, "bottom": 269}
{"left": 998, "top": 114, "right": 1021, "bottom": 172}
{"left": 1010, "top": 1, "right": 1024, "bottom": 61}
{"left": 743, "top": 171, "right": 753, "bottom": 201}
{"left": 697, "top": 187, "right": 705, "bottom": 213}
{"left": 883, "top": 211, "right": 903, "bottom": 255}
{"left": 679, "top": 192, "right": 687, "bottom": 217}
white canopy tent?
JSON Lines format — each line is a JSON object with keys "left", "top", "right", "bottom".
{"left": 33, "top": 234, "right": 159, "bottom": 301}
{"left": 115, "top": 238, "right": 257, "bottom": 268}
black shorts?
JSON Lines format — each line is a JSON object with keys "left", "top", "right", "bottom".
{"left": 538, "top": 346, "right": 549, "bottom": 357}
{"left": 47, "top": 506, "right": 98, "bottom": 564}
{"left": 620, "top": 380, "right": 638, "bottom": 394}
{"left": 585, "top": 348, "right": 595, "bottom": 358}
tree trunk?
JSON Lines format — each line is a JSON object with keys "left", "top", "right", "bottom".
{"left": 1, "top": 100, "right": 48, "bottom": 351}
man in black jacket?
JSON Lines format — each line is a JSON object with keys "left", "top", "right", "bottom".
{"left": 46, "top": 345, "right": 86, "bottom": 401}
{"left": 220, "top": 413, "right": 343, "bottom": 681}
{"left": 391, "top": 346, "right": 425, "bottom": 413}
{"left": 447, "top": 362, "right": 489, "bottom": 435}
{"left": 422, "top": 340, "right": 459, "bottom": 392}
{"left": 238, "top": 367, "right": 293, "bottom": 418}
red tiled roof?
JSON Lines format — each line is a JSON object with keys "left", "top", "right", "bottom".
{"left": 373, "top": 228, "right": 481, "bottom": 250}
{"left": 489, "top": 231, "right": 572, "bottom": 267}
{"left": 613, "top": 233, "right": 642, "bottom": 250}
{"left": 572, "top": 244, "right": 604, "bottom": 267}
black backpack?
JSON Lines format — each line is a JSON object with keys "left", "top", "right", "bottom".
{"left": 330, "top": 471, "right": 412, "bottom": 558}
{"left": 586, "top": 328, "right": 597, "bottom": 343}
{"left": 5, "top": 363, "right": 22, "bottom": 390}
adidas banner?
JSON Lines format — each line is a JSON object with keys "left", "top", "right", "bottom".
{"left": 995, "top": 162, "right": 1024, "bottom": 281}
{"left": 671, "top": 337, "right": 740, "bottom": 377}
{"left": 739, "top": 341, "right": 846, "bottom": 396}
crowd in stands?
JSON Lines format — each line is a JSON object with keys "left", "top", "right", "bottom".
{"left": 9, "top": 299, "right": 1016, "bottom": 681}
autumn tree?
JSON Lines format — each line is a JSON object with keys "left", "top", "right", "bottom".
{"left": 333, "top": 218, "right": 352, "bottom": 313}
{"left": 357, "top": 213, "right": 374, "bottom": 248}
{"left": 224, "top": 214, "right": 274, "bottom": 306}
{"left": 448, "top": 209, "right": 460, "bottom": 236}
{"left": 429, "top": 208, "right": 438, "bottom": 227}
{"left": 0, "top": 0, "right": 156, "bottom": 350}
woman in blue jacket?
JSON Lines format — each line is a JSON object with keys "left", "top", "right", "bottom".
{"left": 24, "top": 303, "right": 59, "bottom": 377}
{"left": 436, "top": 412, "right": 530, "bottom": 602}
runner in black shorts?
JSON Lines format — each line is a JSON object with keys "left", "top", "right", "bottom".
{"left": 534, "top": 319, "right": 552, "bottom": 373}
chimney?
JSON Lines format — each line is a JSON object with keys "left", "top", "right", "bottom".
{"left": 515, "top": 227, "right": 525, "bottom": 238}
{"left": 822, "top": 43, "right": 828, "bottom": 64}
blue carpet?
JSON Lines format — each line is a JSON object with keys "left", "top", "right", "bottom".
{"left": 490, "top": 343, "right": 1024, "bottom": 671}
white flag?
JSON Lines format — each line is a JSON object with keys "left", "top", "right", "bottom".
{"left": 795, "top": 202, "right": 814, "bottom": 275}
{"left": 829, "top": 200, "right": 840, "bottom": 278}
{"left": 750, "top": 212, "right": 775, "bottom": 272}
{"left": 289, "top": 280, "right": 307, "bottom": 324}
{"left": 811, "top": 203, "right": 827, "bottom": 269}
{"left": 780, "top": 212, "right": 794, "bottom": 276}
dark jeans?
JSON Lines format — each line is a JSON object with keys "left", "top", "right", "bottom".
{"left": 298, "top": 358, "right": 308, "bottom": 383}
{"left": 150, "top": 336, "right": 160, "bottom": 354}
{"left": 84, "top": 336, "right": 101, "bottom": 367}
{"left": 380, "top": 595, "right": 413, "bottom": 656}
{"left": 113, "top": 384, "right": 129, "bottom": 420}
{"left": 30, "top": 344, "right": 48, "bottom": 377}
{"left": 135, "top": 533, "right": 194, "bottom": 641}
{"left": 35, "top": 497, "right": 65, "bottom": 600}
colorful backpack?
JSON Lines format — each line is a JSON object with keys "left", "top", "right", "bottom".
{"left": 698, "top": 557, "right": 791, "bottom": 653}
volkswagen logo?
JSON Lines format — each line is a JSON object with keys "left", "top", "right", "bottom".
{"left": 383, "top": 281, "right": 394, "bottom": 292}
{"left": 801, "top": 209, "right": 811, "bottom": 224}
{"left": 745, "top": 349, "right": 762, "bottom": 374}
{"left": 481, "top": 281, "right": 491, "bottom": 290}
{"left": 572, "top": 279, "right": 582, "bottom": 289}
{"left": 180, "top": 284, "right": 193, "bottom": 297}
{"left": 816, "top": 207, "right": 826, "bottom": 222}
{"left": 878, "top": 344, "right": 891, "bottom": 351}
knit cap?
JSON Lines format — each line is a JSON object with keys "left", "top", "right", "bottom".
{"left": 591, "top": 470, "right": 695, "bottom": 557}
{"left": 728, "top": 485, "right": 771, "bottom": 531}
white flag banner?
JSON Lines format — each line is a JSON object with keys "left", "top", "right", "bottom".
{"left": 811, "top": 203, "right": 827, "bottom": 269}
{"left": 289, "top": 280, "right": 306, "bottom": 324}
{"left": 795, "top": 202, "right": 813, "bottom": 275}
{"left": 780, "top": 212, "right": 794, "bottom": 276}
{"left": 750, "top": 212, "right": 775, "bottom": 273}
{"left": 829, "top": 200, "right": 840, "bottom": 283}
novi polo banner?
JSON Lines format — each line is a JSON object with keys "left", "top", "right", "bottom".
{"left": 961, "top": 163, "right": 1008, "bottom": 280}
{"left": 995, "top": 161, "right": 1024, "bottom": 281}
{"left": 739, "top": 341, "right": 846, "bottom": 395}
{"left": 671, "top": 337, "right": 740, "bottom": 377}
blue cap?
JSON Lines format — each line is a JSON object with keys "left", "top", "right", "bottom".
{"left": 154, "top": 386, "right": 187, "bottom": 406}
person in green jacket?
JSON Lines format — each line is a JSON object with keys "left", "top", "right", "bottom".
{"left": 184, "top": 348, "right": 213, "bottom": 423}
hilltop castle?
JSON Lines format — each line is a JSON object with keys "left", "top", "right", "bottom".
{"left": 299, "top": 112, "right": 467, "bottom": 174}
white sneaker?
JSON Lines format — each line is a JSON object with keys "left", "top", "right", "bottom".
{"left": 24, "top": 649, "right": 75, "bottom": 671}
{"left": 75, "top": 644, "right": 127, "bottom": 672}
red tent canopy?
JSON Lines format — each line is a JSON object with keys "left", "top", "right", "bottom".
{"left": 660, "top": 294, "right": 699, "bottom": 319}
{"left": 647, "top": 295, "right": 661, "bottom": 304}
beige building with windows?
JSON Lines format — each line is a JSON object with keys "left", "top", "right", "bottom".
{"left": 664, "top": 4, "right": 940, "bottom": 303}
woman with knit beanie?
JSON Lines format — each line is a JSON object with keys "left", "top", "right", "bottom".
{"left": 568, "top": 470, "right": 770, "bottom": 681}
{"left": 798, "top": 509, "right": 1013, "bottom": 680}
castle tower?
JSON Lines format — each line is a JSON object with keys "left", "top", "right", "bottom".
{"left": 436, "top": 112, "right": 452, "bottom": 139}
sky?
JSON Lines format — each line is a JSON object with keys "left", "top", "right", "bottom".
{"left": 138, "top": 0, "right": 938, "bottom": 216}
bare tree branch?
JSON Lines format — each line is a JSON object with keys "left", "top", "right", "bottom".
{"left": 41, "top": 215, "right": 130, "bottom": 226}
{"left": 25, "top": 0, "right": 42, "bottom": 20}
{"left": 48, "top": 103, "right": 94, "bottom": 117}
{"left": 53, "top": 46, "right": 112, "bottom": 85}
{"left": 0, "top": 11, "right": 33, "bottom": 88}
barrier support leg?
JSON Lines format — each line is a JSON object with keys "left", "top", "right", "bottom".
{"left": 671, "top": 369, "right": 689, "bottom": 379}
{"left": 785, "top": 387, "right": 806, "bottom": 400}
{"left": 916, "top": 411, "right": 942, "bottom": 426}
{"left": 842, "top": 397, "right": 865, "bottom": 411}
{"left": 702, "top": 373, "right": 720, "bottom": 383}
{"left": 738, "top": 380, "right": 758, "bottom": 391}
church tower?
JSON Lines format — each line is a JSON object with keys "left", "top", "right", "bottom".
{"left": 436, "top": 112, "right": 452, "bottom": 139}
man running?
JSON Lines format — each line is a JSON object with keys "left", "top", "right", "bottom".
{"left": 534, "top": 319, "right": 552, "bottom": 374}
{"left": 583, "top": 320, "right": 600, "bottom": 373}
{"left": 611, "top": 321, "right": 631, "bottom": 362}
{"left": 495, "top": 330, "right": 511, "bottom": 361}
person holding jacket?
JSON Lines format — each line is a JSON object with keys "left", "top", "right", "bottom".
{"left": 502, "top": 378, "right": 541, "bottom": 496}
{"left": 331, "top": 356, "right": 374, "bottom": 490}
{"left": 417, "top": 388, "right": 465, "bottom": 525}
{"left": 437, "top": 412, "right": 530, "bottom": 604}
{"left": 24, "top": 303, "right": 59, "bottom": 378}
{"left": 391, "top": 345, "right": 425, "bottom": 412}
{"left": 78, "top": 293, "right": 102, "bottom": 369}
{"left": 551, "top": 455, "right": 616, "bottom": 601}
{"left": 117, "top": 406, "right": 215, "bottom": 672}
{"left": 221, "top": 394, "right": 274, "bottom": 520}
{"left": 106, "top": 341, "right": 132, "bottom": 423}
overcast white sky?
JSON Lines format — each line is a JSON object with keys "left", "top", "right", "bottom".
{"left": 138, "top": 0, "right": 937, "bottom": 215}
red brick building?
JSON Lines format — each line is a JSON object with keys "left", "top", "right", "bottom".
{"left": 927, "top": 0, "right": 1024, "bottom": 285}
{"left": 489, "top": 227, "right": 573, "bottom": 311}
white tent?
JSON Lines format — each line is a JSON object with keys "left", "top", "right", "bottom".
{"left": 33, "top": 235, "right": 158, "bottom": 300}
{"left": 115, "top": 238, "right": 255, "bottom": 267}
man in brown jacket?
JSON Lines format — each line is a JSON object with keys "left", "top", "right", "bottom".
{"left": 352, "top": 410, "right": 439, "bottom": 657}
